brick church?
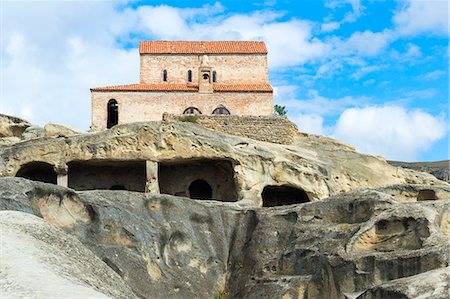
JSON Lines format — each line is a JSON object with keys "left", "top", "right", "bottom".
{"left": 90, "top": 41, "right": 273, "bottom": 130}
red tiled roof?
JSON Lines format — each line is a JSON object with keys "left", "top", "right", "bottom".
{"left": 139, "top": 41, "right": 268, "bottom": 54}
{"left": 91, "top": 83, "right": 273, "bottom": 92}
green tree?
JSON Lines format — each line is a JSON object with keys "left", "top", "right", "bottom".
{"left": 274, "top": 104, "right": 287, "bottom": 116}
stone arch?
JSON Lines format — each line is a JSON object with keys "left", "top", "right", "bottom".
{"left": 262, "top": 185, "right": 310, "bottom": 207}
{"left": 107, "top": 99, "right": 118, "bottom": 129}
{"left": 15, "top": 161, "right": 57, "bottom": 184}
{"left": 212, "top": 105, "right": 230, "bottom": 115}
{"left": 188, "top": 179, "right": 213, "bottom": 199}
{"left": 183, "top": 107, "right": 202, "bottom": 115}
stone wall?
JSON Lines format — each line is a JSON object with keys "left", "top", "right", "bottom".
{"left": 163, "top": 114, "right": 299, "bottom": 144}
{"left": 91, "top": 91, "right": 273, "bottom": 130}
{"left": 140, "top": 54, "right": 268, "bottom": 84}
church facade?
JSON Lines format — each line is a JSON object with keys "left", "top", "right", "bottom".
{"left": 90, "top": 41, "right": 273, "bottom": 130}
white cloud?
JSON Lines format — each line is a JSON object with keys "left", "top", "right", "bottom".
{"left": 2, "top": 1, "right": 139, "bottom": 130}
{"left": 341, "top": 29, "right": 393, "bottom": 56}
{"left": 294, "top": 113, "right": 325, "bottom": 135}
{"left": 333, "top": 106, "right": 447, "bottom": 160}
{"left": 403, "top": 43, "right": 422, "bottom": 58}
{"left": 321, "top": 22, "right": 341, "bottom": 33}
{"left": 133, "top": 6, "right": 329, "bottom": 68}
{"left": 393, "top": 0, "right": 448, "bottom": 36}
{"left": 276, "top": 89, "right": 366, "bottom": 117}
{"left": 419, "top": 70, "right": 446, "bottom": 81}
{"left": 351, "top": 65, "right": 383, "bottom": 80}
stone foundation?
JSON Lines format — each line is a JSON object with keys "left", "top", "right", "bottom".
{"left": 163, "top": 114, "right": 299, "bottom": 144}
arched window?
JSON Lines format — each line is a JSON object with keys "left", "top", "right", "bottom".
{"left": 163, "top": 69, "right": 167, "bottom": 81}
{"left": 212, "top": 71, "right": 217, "bottom": 82}
{"left": 183, "top": 107, "right": 202, "bottom": 115}
{"left": 189, "top": 179, "right": 213, "bottom": 199}
{"left": 212, "top": 105, "right": 230, "bottom": 115}
{"left": 16, "top": 162, "right": 57, "bottom": 184}
{"left": 107, "top": 99, "right": 118, "bottom": 129}
{"left": 187, "top": 70, "right": 192, "bottom": 82}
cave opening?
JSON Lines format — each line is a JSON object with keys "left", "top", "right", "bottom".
{"left": 417, "top": 189, "right": 437, "bottom": 201}
{"left": 15, "top": 162, "right": 57, "bottom": 184}
{"left": 68, "top": 160, "right": 146, "bottom": 192}
{"left": 262, "top": 185, "right": 310, "bottom": 207}
{"left": 158, "top": 159, "right": 238, "bottom": 202}
{"left": 189, "top": 179, "right": 213, "bottom": 199}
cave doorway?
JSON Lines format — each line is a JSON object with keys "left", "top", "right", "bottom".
{"left": 189, "top": 179, "right": 213, "bottom": 199}
{"left": 262, "top": 185, "right": 310, "bottom": 207}
{"left": 68, "top": 160, "right": 145, "bottom": 191}
{"left": 15, "top": 162, "right": 57, "bottom": 184}
{"left": 158, "top": 159, "right": 238, "bottom": 202}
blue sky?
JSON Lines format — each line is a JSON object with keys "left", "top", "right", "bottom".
{"left": 1, "top": 0, "right": 448, "bottom": 161}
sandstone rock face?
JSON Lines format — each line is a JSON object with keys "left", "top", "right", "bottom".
{"left": 0, "top": 209, "right": 137, "bottom": 299}
{"left": 388, "top": 160, "right": 450, "bottom": 183}
{"left": 43, "top": 123, "right": 84, "bottom": 138}
{"left": 0, "top": 114, "right": 31, "bottom": 145}
{"left": 0, "top": 121, "right": 446, "bottom": 206}
{"left": 0, "top": 178, "right": 448, "bottom": 299}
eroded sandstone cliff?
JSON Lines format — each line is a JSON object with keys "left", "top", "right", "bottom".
{"left": 0, "top": 114, "right": 449, "bottom": 298}
{"left": 0, "top": 178, "right": 448, "bottom": 298}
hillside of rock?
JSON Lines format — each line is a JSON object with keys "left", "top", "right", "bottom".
{"left": 0, "top": 178, "right": 449, "bottom": 299}
{"left": 0, "top": 114, "right": 446, "bottom": 206}
{"left": 0, "top": 209, "right": 137, "bottom": 299}
{"left": 0, "top": 114, "right": 449, "bottom": 298}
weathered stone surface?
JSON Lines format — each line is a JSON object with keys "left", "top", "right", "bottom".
{"left": 0, "top": 178, "right": 448, "bottom": 299}
{"left": 44, "top": 123, "right": 83, "bottom": 138}
{"left": 0, "top": 209, "right": 137, "bottom": 299}
{"left": 0, "top": 114, "right": 30, "bottom": 138}
{"left": 356, "top": 267, "right": 450, "bottom": 299}
{"left": 388, "top": 160, "right": 450, "bottom": 183}
{"left": 1, "top": 121, "right": 446, "bottom": 206}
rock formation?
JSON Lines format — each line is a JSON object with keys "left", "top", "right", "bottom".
{"left": 0, "top": 113, "right": 448, "bottom": 298}
{"left": 0, "top": 209, "right": 137, "bottom": 299}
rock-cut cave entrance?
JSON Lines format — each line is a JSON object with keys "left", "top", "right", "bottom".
{"left": 158, "top": 159, "right": 238, "bottom": 202}
{"left": 262, "top": 185, "right": 310, "bottom": 207}
{"left": 15, "top": 162, "right": 57, "bottom": 184}
{"left": 68, "top": 160, "right": 146, "bottom": 191}
{"left": 189, "top": 179, "right": 213, "bottom": 199}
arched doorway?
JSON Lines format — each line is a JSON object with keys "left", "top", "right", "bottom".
{"left": 212, "top": 105, "right": 230, "bottom": 115}
{"left": 189, "top": 179, "right": 213, "bottom": 199}
{"left": 183, "top": 107, "right": 202, "bottom": 115}
{"left": 262, "top": 185, "right": 309, "bottom": 207}
{"left": 107, "top": 99, "right": 119, "bottom": 129}
{"left": 16, "top": 162, "right": 57, "bottom": 184}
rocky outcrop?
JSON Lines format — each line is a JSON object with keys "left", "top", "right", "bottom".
{"left": 1, "top": 120, "right": 446, "bottom": 205}
{"left": 0, "top": 178, "right": 448, "bottom": 299}
{"left": 0, "top": 209, "right": 137, "bottom": 299}
{"left": 388, "top": 160, "right": 450, "bottom": 183}
{"left": 0, "top": 114, "right": 31, "bottom": 145}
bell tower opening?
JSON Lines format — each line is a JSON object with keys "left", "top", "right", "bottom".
{"left": 198, "top": 55, "right": 213, "bottom": 93}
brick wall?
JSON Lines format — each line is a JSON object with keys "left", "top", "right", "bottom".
{"left": 140, "top": 54, "right": 268, "bottom": 84}
{"left": 163, "top": 114, "right": 299, "bottom": 144}
{"left": 91, "top": 91, "right": 273, "bottom": 130}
